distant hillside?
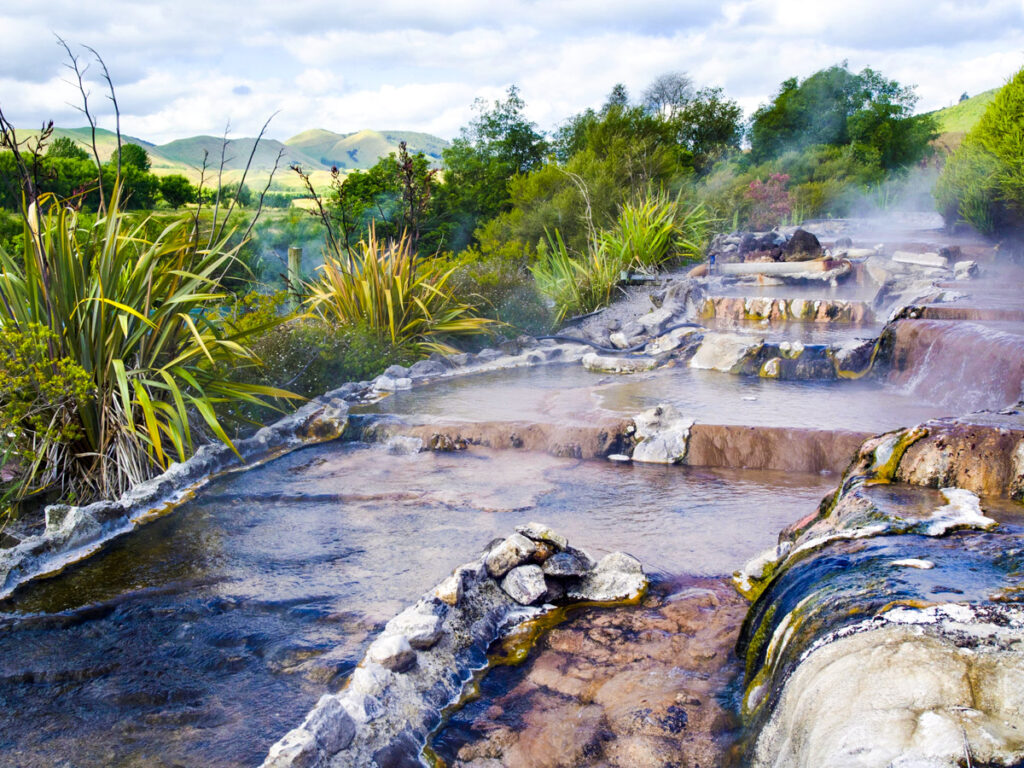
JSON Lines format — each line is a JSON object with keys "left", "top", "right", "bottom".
{"left": 927, "top": 88, "right": 998, "bottom": 155}
{"left": 284, "top": 128, "right": 447, "bottom": 170}
{"left": 13, "top": 126, "right": 153, "bottom": 160}
{"left": 12, "top": 125, "right": 450, "bottom": 192}
{"left": 930, "top": 88, "right": 998, "bottom": 134}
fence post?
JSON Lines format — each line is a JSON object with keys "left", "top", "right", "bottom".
{"left": 287, "top": 246, "right": 302, "bottom": 310}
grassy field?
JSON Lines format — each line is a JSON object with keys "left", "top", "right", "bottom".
{"left": 929, "top": 88, "right": 998, "bottom": 133}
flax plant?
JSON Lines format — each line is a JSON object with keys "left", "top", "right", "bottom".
{"left": 0, "top": 187, "right": 297, "bottom": 501}
{"left": 305, "top": 226, "right": 495, "bottom": 355}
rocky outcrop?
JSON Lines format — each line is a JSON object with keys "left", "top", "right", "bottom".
{"left": 688, "top": 331, "right": 877, "bottom": 380}
{"left": 706, "top": 228, "right": 822, "bottom": 264}
{"left": 701, "top": 295, "right": 875, "bottom": 324}
{"left": 261, "top": 525, "right": 647, "bottom": 768}
{"left": 352, "top": 416, "right": 631, "bottom": 460}
{"left": 735, "top": 410, "right": 1024, "bottom": 767}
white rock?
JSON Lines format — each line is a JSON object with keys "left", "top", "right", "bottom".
{"left": 385, "top": 608, "right": 444, "bottom": 650}
{"left": 500, "top": 564, "right": 548, "bottom": 605}
{"left": 515, "top": 522, "right": 568, "bottom": 550}
{"left": 892, "top": 250, "right": 949, "bottom": 268}
{"left": 925, "top": 488, "right": 996, "bottom": 536}
{"left": 890, "top": 558, "right": 935, "bottom": 570}
{"left": 567, "top": 551, "right": 646, "bottom": 602}
{"left": 632, "top": 404, "right": 694, "bottom": 464}
{"left": 367, "top": 635, "right": 416, "bottom": 672}
{"left": 582, "top": 352, "right": 658, "bottom": 373}
{"left": 609, "top": 331, "right": 631, "bottom": 349}
{"left": 484, "top": 533, "right": 538, "bottom": 577}
{"left": 690, "top": 332, "right": 762, "bottom": 372}
{"left": 262, "top": 727, "right": 317, "bottom": 768}
{"left": 302, "top": 694, "right": 356, "bottom": 753}
{"left": 954, "top": 259, "right": 978, "bottom": 279}
{"left": 434, "top": 574, "right": 463, "bottom": 606}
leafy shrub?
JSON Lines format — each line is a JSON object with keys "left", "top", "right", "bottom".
{"left": 445, "top": 245, "right": 553, "bottom": 336}
{"left": 935, "top": 66, "right": 1024, "bottom": 234}
{"left": 745, "top": 174, "right": 792, "bottom": 230}
{"left": 600, "top": 192, "right": 711, "bottom": 270}
{"left": 0, "top": 188, "right": 297, "bottom": 502}
{"left": 531, "top": 229, "right": 625, "bottom": 324}
{"left": 237, "top": 317, "right": 415, "bottom": 404}
{"left": 0, "top": 323, "right": 93, "bottom": 502}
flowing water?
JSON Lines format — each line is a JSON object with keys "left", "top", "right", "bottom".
{"left": 0, "top": 442, "right": 835, "bottom": 768}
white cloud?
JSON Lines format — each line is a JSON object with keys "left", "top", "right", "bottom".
{"left": 0, "top": 0, "right": 1021, "bottom": 144}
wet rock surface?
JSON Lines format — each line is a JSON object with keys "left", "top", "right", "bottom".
{"left": 262, "top": 525, "right": 649, "bottom": 768}
{"left": 433, "top": 578, "right": 748, "bottom": 768}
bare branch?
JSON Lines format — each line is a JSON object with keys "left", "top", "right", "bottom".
{"left": 84, "top": 45, "right": 121, "bottom": 180}
{"left": 207, "top": 121, "right": 231, "bottom": 249}
{"left": 214, "top": 111, "right": 279, "bottom": 245}
{"left": 240, "top": 146, "right": 285, "bottom": 245}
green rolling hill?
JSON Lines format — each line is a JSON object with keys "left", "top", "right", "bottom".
{"left": 926, "top": 88, "right": 998, "bottom": 154}
{"left": 13, "top": 125, "right": 449, "bottom": 192}
{"left": 929, "top": 88, "right": 998, "bottom": 134}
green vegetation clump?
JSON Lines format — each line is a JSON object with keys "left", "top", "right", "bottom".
{"left": 0, "top": 184, "right": 296, "bottom": 504}
{"left": 305, "top": 228, "right": 496, "bottom": 356}
{"left": 532, "top": 192, "right": 710, "bottom": 322}
{"left": 935, "top": 67, "right": 1024, "bottom": 234}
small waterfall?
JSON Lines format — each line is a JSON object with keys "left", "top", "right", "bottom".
{"left": 887, "top": 319, "right": 1024, "bottom": 413}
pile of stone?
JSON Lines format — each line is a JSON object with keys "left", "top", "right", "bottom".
{"left": 262, "top": 524, "right": 646, "bottom": 768}
{"left": 707, "top": 228, "right": 823, "bottom": 264}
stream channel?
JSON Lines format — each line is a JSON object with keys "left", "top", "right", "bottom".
{"left": 1, "top": 215, "right": 1021, "bottom": 767}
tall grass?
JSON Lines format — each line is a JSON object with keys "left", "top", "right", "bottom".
{"left": 0, "top": 188, "right": 297, "bottom": 502}
{"left": 305, "top": 226, "right": 495, "bottom": 355}
{"left": 531, "top": 229, "right": 624, "bottom": 325}
{"left": 531, "top": 193, "right": 711, "bottom": 323}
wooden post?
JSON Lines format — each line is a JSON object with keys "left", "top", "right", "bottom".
{"left": 287, "top": 246, "right": 302, "bottom": 309}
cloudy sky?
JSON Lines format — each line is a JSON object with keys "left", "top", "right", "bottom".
{"left": 1, "top": 0, "right": 1022, "bottom": 144}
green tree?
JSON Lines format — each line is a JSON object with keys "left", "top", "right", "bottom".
{"left": 159, "top": 174, "right": 196, "bottom": 208}
{"left": 46, "top": 136, "right": 90, "bottom": 161}
{"left": 118, "top": 142, "right": 151, "bottom": 171}
{"left": 749, "top": 64, "right": 935, "bottom": 169}
{"left": 438, "top": 85, "right": 548, "bottom": 250}
{"left": 673, "top": 86, "right": 743, "bottom": 172}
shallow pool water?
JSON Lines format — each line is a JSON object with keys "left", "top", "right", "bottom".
{"left": 363, "top": 363, "right": 951, "bottom": 433}
{"left": 0, "top": 442, "right": 835, "bottom": 768}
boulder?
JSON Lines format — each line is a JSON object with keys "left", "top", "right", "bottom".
{"left": 408, "top": 359, "right": 446, "bottom": 378}
{"left": 632, "top": 404, "right": 694, "bottom": 464}
{"left": 500, "top": 564, "right": 548, "bottom": 605}
{"left": 690, "top": 333, "right": 763, "bottom": 373}
{"left": 954, "top": 260, "right": 978, "bottom": 280}
{"left": 782, "top": 229, "right": 823, "bottom": 262}
{"left": 383, "top": 364, "right": 410, "bottom": 378}
{"left": 542, "top": 547, "right": 595, "bottom": 577}
{"left": 367, "top": 635, "right": 416, "bottom": 673}
{"left": 515, "top": 522, "right": 568, "bottom": 551}
{"left": 385, "top": 608, "right": 445, "bottom": 650}
{"left": 567, "top": 552, "right": 646, "bottom": 602}
{"left": 484, "top": 533, "right": 538, "bottom": 577}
